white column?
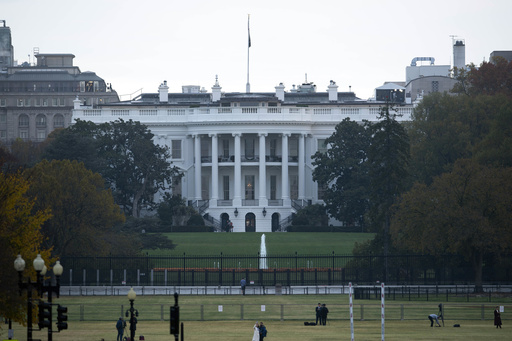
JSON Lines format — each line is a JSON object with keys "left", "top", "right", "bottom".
{"left": 298, "top": 133, "right": 305, "bottom": 200}
{"left": 210, "top": 133, "right": 218, "bottom": 207}
{"left": 281, "top": 133, "right": 290, "bottom": 205}
{"left": 259, "top": 133, "right": 268, "bottom": 206}
{"left": 194, "top": 135, "right": 202, "bottom": 200}
{"left": 233, "top": 133, "right": 242, "bottom": 206}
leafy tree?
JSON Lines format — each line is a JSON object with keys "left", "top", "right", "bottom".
{"left": 367, "top": 104, "right": 410, "bottom": 229}
{"left": 121, "top": 217, "right": 176, "bottom": 250}
{"left": 43, "top": 122, "right": 103, "bottom": 172}
{"left": 292, "top": 204, "right": 329, "bottom": 227}
{"left": 367, "top": 104, "right": 410, "bottom": 279}
{"left": 157, "top": 193, "right": 197, "bottom": 227}
{"left": 408, "top": 92, "right": 472, "bottom": 184}
{"left": 24, "top": 159, "right": 127, "bottom": 257}
{"left": 471, "top": 94, "right": 512, "bottom": 167}
{"left": 390, "top": 159, "right": 512, "bottom": 291}
{"left": 312, "top": 118, "right": 371, "bottom": 227}
{"left": 0, "top": 172, "right": 52, "bottom": 324}
{"left": 42, "top": 119, "right": 182, "bottom": 217}
{"left": 466, "top": 57, "right": 512, "bottom": 97}
{"left": 187, "top": 213, "right": 206, "bottom": 226}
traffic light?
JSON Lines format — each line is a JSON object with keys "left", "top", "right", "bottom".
{"left": 170, "top": 306, "right": 179, "bottom": 335}
{"left": 56, "top": 304, "right": 68, "bottom": 331}
{"left": 38, "top": 301, "right": 52, "bottom": 329}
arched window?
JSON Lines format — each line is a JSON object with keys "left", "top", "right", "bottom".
{"left": 36, "top": 114, "right": 46, "bottom": 127}
{"left": 271, "top": 213, "right": 280, "bottom": 232}
{"left": 53, "top": 114, "right": 65, "bottom": 128}
{"left": 245, "top": 213, "right": 256, "bottom": 232}
{"left": 18, "top": 114, "right": 29, "bottom": 127}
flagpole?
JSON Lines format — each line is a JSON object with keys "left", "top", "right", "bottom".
{"left": 246, "top": 14, "right": 251, "bottom": 93}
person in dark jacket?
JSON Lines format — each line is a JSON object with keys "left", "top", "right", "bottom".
{"left": 259, "top": 322, "right": 267, "bottom": 341}
{"left": 320, "top": 304, "right": 329, "bottom": 325}
{"left": 315, "top": 303, "right": 322, "bottom": 325}
{"left": 116, "top": 317, "right": 125, "bottom": 341}
{"left": 494, "top": 306, "right": 502, "bottom": 328}
{"left": 241, "top": 278, "right": 247, "bottom": 295}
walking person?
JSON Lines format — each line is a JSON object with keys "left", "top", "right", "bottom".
{"left": 315, "top": 303, "right": 322, "bottom": 325}
{"left": 252, "top": 322, "right": 260, "bottom": 341}
{"left": 241, "top": 277, "right": 247, "bottom": 295}
{"left": 494, "top": 306, "right": 502, "bottom": 328}
{"left": 116, "top": 317, "right": 125, "bottom": 341}
{"left": 259, "top": 322, "right": 267, "bottom": 341}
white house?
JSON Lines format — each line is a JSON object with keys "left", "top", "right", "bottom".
{"left": 72, "top": 78, "right": 413, "bottom": 232}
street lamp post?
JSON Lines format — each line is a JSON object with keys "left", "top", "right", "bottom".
{"left": 14, "top": 254, "right": 65, "bottom": 341}
{"left": 14, "top": 255, "right": 34, "bottom": 341}
{"left": 125, "top": 288, "right": 138, "bottom": 341}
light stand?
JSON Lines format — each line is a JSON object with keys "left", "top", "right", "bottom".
{"left": 125, "top": 288, "right": 138, "bottom": 341}
{"left": 14, "top": 254, "right": 65, "bottom": 341}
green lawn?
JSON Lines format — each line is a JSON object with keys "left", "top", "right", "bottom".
{"left": 146, "top": 232, "right": 374, "bottom": 256}
{"left": 6, "top": 294, "right": 511, "bottom": 341}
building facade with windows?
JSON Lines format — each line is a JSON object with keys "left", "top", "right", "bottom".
{"left": 73, "top": 79, "right": 413, "bottom": 232}
{"left": 0, "top": 20, "right": 119, "bottom": 144}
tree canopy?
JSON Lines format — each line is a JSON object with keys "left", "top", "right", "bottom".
{"left": 390, "top": 159, "right": 512, "bottom": 290}
{"left": 43, "top": 119, "right": 182, "bottom": 217}
{"left": 24, "top": 159, "right": 127, "bottom": 257}
{"left": 312, "top": 118, "right": 371, "bottom": 226}
{"left": 0, "top": 172, "right": 52, "bottom": 323}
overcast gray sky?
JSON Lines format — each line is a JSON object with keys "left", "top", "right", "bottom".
{"left": 3, "top": 0, "right": 511, "bottom": 100}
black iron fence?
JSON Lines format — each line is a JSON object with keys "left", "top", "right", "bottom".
{"left": 59, "top": 254, "right": 512, "bottom": 287}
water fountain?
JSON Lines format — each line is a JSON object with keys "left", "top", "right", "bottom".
{"left": 259, "top": 233, "right": 268, "bottom": 269}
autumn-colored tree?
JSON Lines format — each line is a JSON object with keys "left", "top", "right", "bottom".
{"left": 0, "top": 172, "right": 52, "bottom": 324}
{"left": 391, "top": 159, "right": 512, "bottom": 291}
{"left": 24, "top": 159, "right": 127, "bottom": 257}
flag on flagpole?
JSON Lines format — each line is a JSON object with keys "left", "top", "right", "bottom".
{"left": 248, "top": 15, "right": 251, "bottom": 48}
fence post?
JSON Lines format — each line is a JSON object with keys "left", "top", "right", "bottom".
{"left": 83, "top": 268, "right": 86, "bottom": 286}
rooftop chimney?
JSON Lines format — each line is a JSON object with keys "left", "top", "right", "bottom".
{"left": 275, "top": 83, "right": 285, "bottom": 101}
{"left": 453, "top": 40, "right": 466, "bottom": 70}
{"left": 159, "top": 80, "right": 169, "bottom": 102}
{"left": 328, "top": 80, "right": 338, "bottom": 101}
{"left": 211, "top": 75, "right": 222, "bottom": 102}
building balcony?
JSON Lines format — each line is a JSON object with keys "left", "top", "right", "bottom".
{"left": 242, "top": 199, "right": 259, "bottom": 206}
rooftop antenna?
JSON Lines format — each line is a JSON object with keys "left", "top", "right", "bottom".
{"left": 246, "top": 14, "right": 251, "bottom": 93}
{"left": 305, "top": 73, "right": 308, "bottom": 83}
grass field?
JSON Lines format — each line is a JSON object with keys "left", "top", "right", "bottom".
{"left": 146, "top": 232, "right": 374, "bottom": 256}
{"left": 5, "top": 295, "right": 510, "bottom": 341}
{"left": 7, "top": 319, "right": 511, "bottom": 341}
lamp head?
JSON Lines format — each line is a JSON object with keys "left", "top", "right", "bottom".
{"left": 33, "top": 254, "right": 45, "bottom": 272}
{"left": 14, "top": 254, "right": 26, "bottom": 272}
{"left": 127, "top": 287, "right": 136, "bottom": 301}
{"left": 53, "top": 261, "right": 63, "bottom": 276}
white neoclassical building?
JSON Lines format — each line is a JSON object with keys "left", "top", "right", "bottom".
{"left": 72, "top": 78, "right": 413, "bottom": 232}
